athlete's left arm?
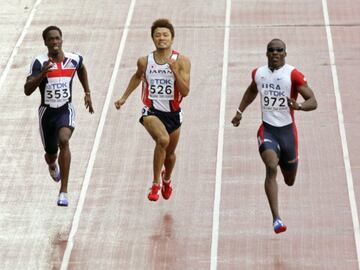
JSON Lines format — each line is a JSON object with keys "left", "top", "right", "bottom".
{"left": 77, "top": 64, "right": 94, "bottom": 114}
{"left": 167, "top": 55, "right": 191, "bottom": 97}
{"left": 288, "top": 83, "right": 317, "bottom": 111}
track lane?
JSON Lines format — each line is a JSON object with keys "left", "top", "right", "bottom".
{"left": 66, "top": 0, "right": 228, "bottom": 269}
{"left": 327, "top": 1, "right": 360, "bottom": 255}
{"left": 218, "top": 0, "right": 358, "bottom": 269}
{"left": 1, "top": 1, "right": 360, "bottom": 269}
{"left": 0, "top": 1, "right": 132, "bottom": 269}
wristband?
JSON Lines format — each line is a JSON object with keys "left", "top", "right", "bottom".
{"left": 236, "top": 108, "right": 243, "bottom": 115}
{"left": 85, "top": 91, "right": 91, "bottom": 95}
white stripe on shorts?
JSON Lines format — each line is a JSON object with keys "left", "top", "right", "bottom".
{"left": 68, "top": 103, "right": 76, "bottom": 128}
{"left": 38, "top": 106, "right": 47, "bottom": 149}
{"left": 179, "top": 109, "right": 183, "bottom": 124}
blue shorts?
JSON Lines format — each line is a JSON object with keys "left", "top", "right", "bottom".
{"left": 139, "top": 106, "right": 183, "bottom": 134}
{"left": 38, "top": 103, "right": 75, "bottom": 154}
{"left": 257, "top": 121, "right": 298, "bottom": 171}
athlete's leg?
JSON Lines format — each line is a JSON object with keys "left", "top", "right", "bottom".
{"left": 45, "top": 153, "right": 57, "bottom": 168}
{"left": 142, "top": 116, "right": 169, "bottom": 184}
{"left": 280, "top": 167, "right": 297, "bottom": 186}
{"left": 261, "top": 149, "right": 281, "bottom": 221}
{"left": 40, "top": 107, "right": 58, "bottom": 172}
{"left": 163, "top": 127, "right": 181, "bottom": 180}
{"left": 278, "top": 131, "right": 298, "bottom": 186}
{"left": 57, "top": 127, "right": 73, "bottom": 193}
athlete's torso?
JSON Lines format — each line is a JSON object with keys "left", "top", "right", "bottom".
{"left": 253, "top": 63, "right": 306, "bottom": 127}
{"left": 142, "top": 51, "right": 182, "bottom": 112}
{"left": 28, "top": 52, "right": 83, "bottom": 108}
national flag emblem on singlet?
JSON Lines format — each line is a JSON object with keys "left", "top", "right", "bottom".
{"left": 28, "top": 52, "right": 83, "bottom": 108}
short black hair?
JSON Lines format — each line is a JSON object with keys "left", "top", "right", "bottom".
{"left": 267, "top": 38, "right": 286, "bottom": 50}
{"left": 151, "top": 19, "right": 175, "bottom": 38}
{"left": 42, "top": 25, "right": 62, "bottom": 41}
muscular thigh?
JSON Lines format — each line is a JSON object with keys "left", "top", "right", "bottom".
{"left": 39, "top": 106, "right": 58, "bottom": 154}
{"left": 277, "top": 125, "right": 298, "bottom": 171}
{"left": 142, "top": 115, "right": 168, "bottom": 141}
{"left": 258, "top": 125, "right": 280, "bottom": 158}
{"left": 39, "top": 104, "right": 75, "bottom": 154}
{"left": 139, "top": 107, "right": 182, "bottom": 134}
{"left": 257, "top": 122, "right": 298, "bottom": 171}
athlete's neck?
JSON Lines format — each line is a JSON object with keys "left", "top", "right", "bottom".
{"left": 48, "top": 51, "right": 64, "bottom": 62}
{"left": 268, "top": 63, "right": 285, "bottom": 72}
{"left": 154, "top": 49, "right": 172, "bottom": 63}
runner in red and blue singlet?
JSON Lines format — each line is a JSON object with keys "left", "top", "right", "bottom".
{"left": 115, "top": 19, "right": 191, "bottom": 202}
{"left": 231, "top": 39, "right": 317, "bottom": 234}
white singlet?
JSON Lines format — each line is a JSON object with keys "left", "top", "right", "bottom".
{"left": 253, "top": 64, "right": 306, "bottom": 127}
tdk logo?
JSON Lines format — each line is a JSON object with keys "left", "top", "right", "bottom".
{"left": 46, "top": 82, "right": 68, "bottom": 89}
{"left": 263, "top": 90, "right": 285, "bottom": 96}
{"left": 150, "top": 79, "right": 172, "bottom": 84}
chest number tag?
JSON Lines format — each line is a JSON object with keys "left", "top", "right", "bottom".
{"left": 149, "top": 79, "right": 174, "bottom": 100}
{"left": 262, "top": 96, "right": 286, "bottom": 110}
{"left": 44, "top": 80, "right": 71, "bottom": 107}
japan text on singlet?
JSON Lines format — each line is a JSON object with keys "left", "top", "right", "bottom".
{"left": 142, "top": 51, "right": 182, "bottom": 112}
{"left": 28, "top": 52, "right": 83, "bottom": 108}
{"left": 253, "top": 64, "right": 306, "bottom": 127}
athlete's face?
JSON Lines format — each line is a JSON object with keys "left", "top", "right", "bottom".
{"left": 266, "top": 40, "right": 286, "bottom": 70}
{"left": 152, "top": 27, "right": 173, "bottom": 50}
{"left": 44, "top": 30, "right": 63, "bottom": 56}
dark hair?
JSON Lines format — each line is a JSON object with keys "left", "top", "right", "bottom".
{"left": 267, "top": 38, "right": 286, "bottom": 50}
{"left": 42, "top": 25, "right": 62, "bottom": 41}
{"left": 151, "top": 19, "right": 175, "bottom": 38}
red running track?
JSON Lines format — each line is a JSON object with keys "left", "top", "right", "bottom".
{"left": 0, "top": 0, "right": 359, "bottom": 269}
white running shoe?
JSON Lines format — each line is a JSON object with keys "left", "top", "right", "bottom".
{"left": 49, "top": 165, "right": 61, "bottom": 182}
{"left": 57, "top": 192, "right": 68, "bottom": 207}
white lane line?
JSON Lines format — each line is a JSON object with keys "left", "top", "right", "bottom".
{"left": 59, "top": 0, "right": 137, "bottom": 269}
{"left": 0, "top": 0, "right": 42, "bottom": 91}
{"left": 321, "top": 0, "right": 360, "bottom": 268}
{"left": 210, "top": 0, "right": 231, "bottom": 269}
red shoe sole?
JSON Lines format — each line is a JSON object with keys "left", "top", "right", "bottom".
{"left": 148, "top": 195, "right": 159, "bottom": 201}
{"left": 274, "top": 226, "right": 287, "bottom": 234}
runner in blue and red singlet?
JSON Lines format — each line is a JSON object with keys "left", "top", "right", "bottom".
{"left": 24, "top": 26, "right": 94, "bottom": 207}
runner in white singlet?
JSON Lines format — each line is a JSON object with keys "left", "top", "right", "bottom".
{"left": 115, "top": 19, "right": 191, "bottom": 202}
{"left": 231, "top": 39, "right": 317, "bottom": 234}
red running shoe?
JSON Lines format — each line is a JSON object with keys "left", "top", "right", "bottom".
{"left": 161, "top": 170, "right": 173, "bottom": 200}
{"left": 148, "top": 183, "right": 161, "bottom": 201}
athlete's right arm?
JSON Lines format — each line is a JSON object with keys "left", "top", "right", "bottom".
{"left": 114, "top": 57, "right": 146, "bottom": 110}
{"left": 24, "top": 61, "right": 53, "bottom": 96}
{"left": 231, "top": 81, "right": 258, "bottom": 127}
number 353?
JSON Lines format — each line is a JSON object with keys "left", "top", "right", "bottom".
{"left": 46, "top": 89, "right": 69, "bottom": 99}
